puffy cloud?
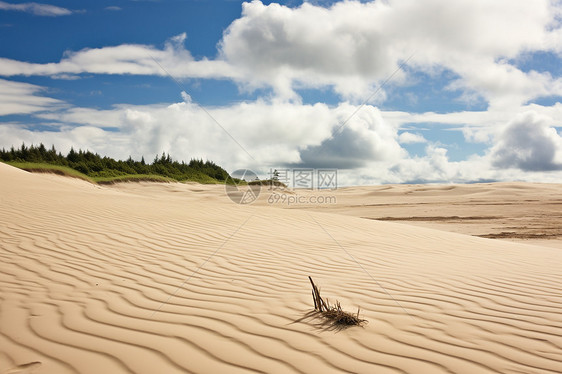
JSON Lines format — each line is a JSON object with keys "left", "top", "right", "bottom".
{"left": 491, "top": 111, "right": 562, "bottom": 171}
{"left": 382, "top": 145, "right": 459, "bottom": 183}
{"left": 0, "top": 1, "right": 72, "bottom": 16}
{"left": 295, "top": 105, "right": 404, "bottom": 168}
{"left": 398, "top": 132, "right": 426, "bottom": 144}
{"left": 341, "top": 110, "right": 562, "bottom": 184}
{"left": 219, "top": 0, "right": 562, "bottom": 103}
{"left": 445, "top": 62, "right": 561, "bottom": 109}
{"left": 219, "top": 1, "right": 402, "bottom": 99}
{"left": 461, "top": 126, "right": 495, "bottom": 144}
{"left": 0, "top": 78, "right": 64, "bottom": 115}
{"left": 2, "top": 91, "right": 405, "bottom": 174}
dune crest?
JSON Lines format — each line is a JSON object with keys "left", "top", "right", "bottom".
{"left": 1, "top": 164, "right": 561, "bottom": 373}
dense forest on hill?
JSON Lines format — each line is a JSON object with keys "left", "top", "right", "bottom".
{"left": 0, "top": 143, "right": 231, "bottom": 184}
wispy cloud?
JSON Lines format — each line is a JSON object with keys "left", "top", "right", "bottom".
{"left": 0, "top": 78, "right": 64, "bottom": 115}
{"left": 0, "top": 33, "right": 240, "bottom": 80}
{"left": 105, "top": 6, "right": 121, "bottom": 11}
{"left": 50, "top": 74, "right": 81, "bottom": 80}
{"left": 0, "top": 1, "right": 72, "bottom": 16}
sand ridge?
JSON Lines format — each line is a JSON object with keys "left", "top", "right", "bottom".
{"left": 1, "top": 163, "right": 561, "bottom": 373}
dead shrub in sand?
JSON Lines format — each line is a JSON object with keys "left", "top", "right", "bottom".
{"left": 308, "top": 276, "right": 367, "bottom": 327}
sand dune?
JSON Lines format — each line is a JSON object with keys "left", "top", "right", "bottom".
{"left": 1, "top": 163, "right": 561, "bottom": 373}
{"left": 256, "top": 182, "right": 562, "bottom": 249}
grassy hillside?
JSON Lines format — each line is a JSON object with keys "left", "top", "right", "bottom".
{"left": 1, "top": 144, "right": 233, "bottom": 185}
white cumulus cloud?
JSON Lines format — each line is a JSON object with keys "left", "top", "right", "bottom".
{"left": 219, "top": 0, "right": 562, "bottom": 104}
{"left": 491, "top": 111, "right": 562, "bottom": 171}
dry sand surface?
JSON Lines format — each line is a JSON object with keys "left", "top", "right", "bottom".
{"left": 1, "top": 163, "right": 561, "bottom": 373}
{"left": 255, "top": 183, "right": 562, "bottom": 250}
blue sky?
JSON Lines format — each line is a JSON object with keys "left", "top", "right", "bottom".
{"left": 1, "top": 0, "right": 562, "bottom": 185}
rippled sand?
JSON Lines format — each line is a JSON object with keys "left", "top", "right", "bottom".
{"left": 1, "top": 163, "right": 561, "bottom": 373}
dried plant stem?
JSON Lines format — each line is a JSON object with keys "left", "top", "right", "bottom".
{"left": 308, "top": 276, "right": 367, "bottom": 327}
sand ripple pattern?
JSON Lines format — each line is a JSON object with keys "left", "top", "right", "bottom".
{"left": 1, "top": 165, "right": 561, "bottom": 373}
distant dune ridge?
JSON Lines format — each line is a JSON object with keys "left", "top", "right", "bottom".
{"left": 0, "top": 162, "right": 561, "bottom": 373}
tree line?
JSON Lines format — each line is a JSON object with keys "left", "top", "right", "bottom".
{"left": 0, "top": 143, "right": 230, "bottom": 182}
